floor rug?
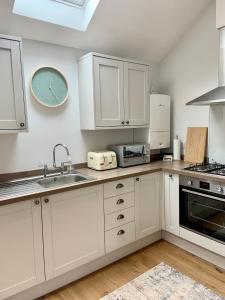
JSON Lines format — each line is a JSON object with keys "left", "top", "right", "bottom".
{"left": 100, "top": 262, "right": 225, "bottom": 300}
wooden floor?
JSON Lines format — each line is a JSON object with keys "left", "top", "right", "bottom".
{"left": 41, "top": 240, "right": 225, "bottom": 300}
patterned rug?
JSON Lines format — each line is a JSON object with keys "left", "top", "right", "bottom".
{"left": 100, "top": 262, "right": 225, "bottom": 300}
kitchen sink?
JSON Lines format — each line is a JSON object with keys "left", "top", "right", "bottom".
{"left": 37, "top": 173, "right": 95, "bottom": 188}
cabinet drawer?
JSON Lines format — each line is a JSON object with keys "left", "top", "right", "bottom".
{"left": 105, "top": 222, "right": 135, "bottom": 253}
{"left": 104, "top": 192, "right": 134, "bottom": 214}
{"left": 104, "top": 178, "right": 134, "bottom": 198}
{"left": 105, "top": 207, "right": 135, "bottom": 231}
{"left": 150, "top": 131, "right": 170, "bottom": 150}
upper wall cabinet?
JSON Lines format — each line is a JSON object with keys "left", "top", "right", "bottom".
{"left": 78, "top": 53, "right": 150, "bottom": 129}
{"left": 216, "top": 0, "right": 225, "bottom": 29}
{"left": 0, "top": 34, "right": 27, "bottom": 132}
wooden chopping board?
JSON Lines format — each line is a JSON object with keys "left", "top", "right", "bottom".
{"left": 184, "top": 127, "right": 208, "bottom": 164}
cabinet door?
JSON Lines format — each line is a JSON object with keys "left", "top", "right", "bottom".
{"left": 42, "top": 185, "right": 105, "bottom": 280}
{"left": 0, "top": 38, "right": 26, "bottom": 131}
{"left": 94, "top": 57, "right": 125, "bottom": 127}
{"left": 135, "top": 173, "right": 161, "bottom": 240}
{"left": 124, "top": 63, "right": 149, "bottom": 126}
{"left": 164, "top": 173, "right": 180, "bottom": 236}
{"left": 0, "top": 199, "right": 44, "bottom": 299}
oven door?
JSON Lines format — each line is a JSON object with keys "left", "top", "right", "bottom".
{"left": 180, "top": 187, "right": 225, "bottom": 244}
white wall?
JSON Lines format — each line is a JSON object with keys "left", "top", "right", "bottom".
{"left": 159, "top": 2, "right": 219, "bottom": 154}
{"left": 0, "top": 40, "right": 137, "bottom": 173}
{"left": 208, "top": 106, "right": 225, "bottom": 163}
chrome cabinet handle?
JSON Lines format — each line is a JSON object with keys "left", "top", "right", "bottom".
{"left": 117, "top": 229, "right": 125, "bottom": 236}
{"left": 44, "top": 198, "right": 49, "bottom": 203}
{"left": 117, "top": 214, "right": 125, "bottom": 220}
{"left": 34, "top": 199, "right": 40, "bottom": 205}
{"left": 116, "top": 183, "right": 124, "bottom": 189}
{"left": 20, "top": 122, "right": 25, "bottom": 127}
{"left": 116, "top": 199, "right": 124, "bottom": 205}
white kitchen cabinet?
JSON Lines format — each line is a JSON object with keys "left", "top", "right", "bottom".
{"left": 42, "top": 185, "right": 105, "bottom": 279}
{"left": 135, "top": 173, "right": 161, "bottom": 240}
{"left": 124, "top": 62, "right": 149, "bottom": 126}
{"left": 78, "top": 52, "right": 150, "bottom": 129}
{"left": 0, "top": 199, "right": 44, "bottom": 300}
{"left": 216, "top": 0, "right": 225, "bottom": 29}
{"left": 0, "top": 34, "right": 27, "bottom": 132}
{"left": 93, "top": 57, "right": 124, "bottom": 127}
{"left": 164, "top": 173, "right": 180, "bottom": 236}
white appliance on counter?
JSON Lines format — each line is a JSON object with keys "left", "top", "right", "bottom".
{"left": 87, "top": 151, "right": 117, "bottom": 170}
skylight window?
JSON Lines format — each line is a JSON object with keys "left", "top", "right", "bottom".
{"left": 13, "top": 0, "right": 101, "bottom": 31}
{"left": 54, "top": 0, "right": 87, "bottom": 8}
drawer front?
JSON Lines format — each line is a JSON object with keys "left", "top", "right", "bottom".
{"left": 104, "top": 192, "right": 134, "bottom": 214}
{"left": 105, "top": 207, "right": 135, "bottom": 231}
{"left": 105, "top": 222, "right": 135, "bottom": 253}
{"left": 150, "top": 131, "right": 170, "bottom": 150}
{"left": 104, "top": 178, "right": 134, "bottom": 198}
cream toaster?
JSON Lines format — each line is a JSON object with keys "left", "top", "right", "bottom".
{"left": 87, "top": 151, "right": 117, "bottom": 171}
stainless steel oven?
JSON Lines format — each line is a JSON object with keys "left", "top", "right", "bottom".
{"left": 179, "top": 176, "right": 225, "bottom": 244}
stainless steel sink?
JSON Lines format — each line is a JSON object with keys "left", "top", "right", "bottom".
{"left": 37, "top": 173, "right": 94, "bottom": 188}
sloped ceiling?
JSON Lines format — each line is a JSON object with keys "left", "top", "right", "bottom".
{"left": 0, "top": 0, "right": 212, "bottom": 62}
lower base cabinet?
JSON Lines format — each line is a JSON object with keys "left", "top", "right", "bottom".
{"left": 42, "top": 185, "right": 105, "bottom": 279}
{"left": 0, "top": 185, "right": 105, "bottom": 299}
{"left": 0, "top": 173, "right": 164, "bottom": 299}
{"left": 164, "top": 173, "right": 180, "bottom": 236}
{"left": 0, "top": 199, "right": 45, "bottom": 300}
{"left": 135, "top": 173, "right": 161, "bottom": 240}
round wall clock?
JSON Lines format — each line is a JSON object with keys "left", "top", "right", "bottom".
{"left": 30, "top": 67, "right": 69, "bottom": 107}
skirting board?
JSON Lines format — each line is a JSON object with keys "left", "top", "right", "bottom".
{"left": 162, "top": 231, "right": 225, "bottom": 270}
{"left": 7, "top": 231, "right": 162, "bottom": 300}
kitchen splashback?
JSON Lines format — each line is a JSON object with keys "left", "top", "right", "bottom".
{"left": 208, "top": 105, "right": 225, "bottom": 163}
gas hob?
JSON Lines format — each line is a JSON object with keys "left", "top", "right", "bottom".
{"left": 184, "top": 163, "right": 225, "bottom": 175}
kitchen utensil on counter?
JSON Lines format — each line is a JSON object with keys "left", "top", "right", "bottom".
{"left": 87, "top": 151, "right": 117, "bottom": 171}
{"left": 173, "top": 135, "right": 181, "bottom": 160}
{"left": 163, "top": 155, "right": 173, "bottom": 161}
{"left": 108, "top": 143, "right": 150, "bottom": 167}
{"left": 184, "top": 127, "right": 208, "bottom": 164}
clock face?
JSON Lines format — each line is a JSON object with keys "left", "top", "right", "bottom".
{"left": 31, "top": 67, "right": 68, "bottom": 107}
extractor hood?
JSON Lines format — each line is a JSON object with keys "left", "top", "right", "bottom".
{"left": 186, "top": 28, "right": 225, "bottom": 106}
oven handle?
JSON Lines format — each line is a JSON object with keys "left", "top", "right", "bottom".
{"left": 182, "top": 188, "right": 225, "bottom": 203}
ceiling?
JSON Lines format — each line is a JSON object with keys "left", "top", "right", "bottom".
{"left": 0, "top": 0, "right": 212, "bottom": 62}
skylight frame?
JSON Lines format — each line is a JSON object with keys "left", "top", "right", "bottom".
{"left": 52, "top": 0, "right": 87, "bottom": 8}
{"left": 13, "top": 0, "right": 101, "bottom": 32}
